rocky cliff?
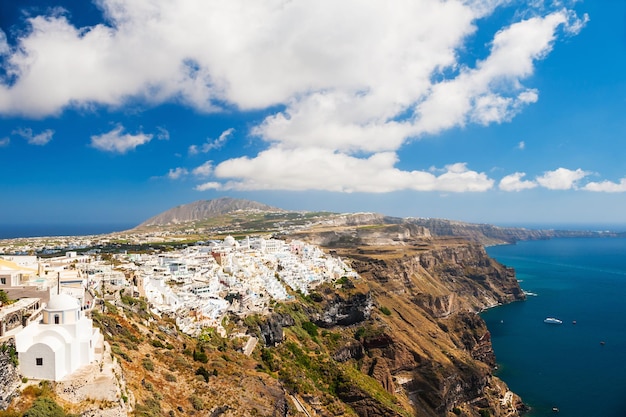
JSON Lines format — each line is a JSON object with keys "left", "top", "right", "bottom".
{"left": 408, "top": 218, "right": 620, "bottom": 245}
{"left": 0, "top": 339, "right": 21, "bottom": 410}
{"left": 313, "top": 238, "right": 526, "bottom": 417}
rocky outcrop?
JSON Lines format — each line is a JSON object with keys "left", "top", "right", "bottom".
{"left": 337, "top": 384, "right": 403, "bottom": 417}
{"left": 333, "top": 341, "right": 364, "bottom": 362}
{"left": 0, "top": 339, "right": 20, "bottom": 410}
{"left": 313, "top": 292, "right": 374, "bottom": 328}
{"left": 258, "top": 313, "right": 295, "bottom": 347}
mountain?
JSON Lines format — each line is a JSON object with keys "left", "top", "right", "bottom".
{"left": 138, "top": 197, "right": 283, "bottom": 227}
{"left": 136, "top": 198, "right": 623, "bottom": 244}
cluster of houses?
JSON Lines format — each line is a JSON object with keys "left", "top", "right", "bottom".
{"left": 120, "top": 236, "right": 358, "bottom": 336}
{"left": 0, "top": 235, "right": 358, "bottom": 382}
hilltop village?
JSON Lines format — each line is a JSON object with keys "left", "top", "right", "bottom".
{"left": 1, "top": 234, "right": 357, "bottom": 369}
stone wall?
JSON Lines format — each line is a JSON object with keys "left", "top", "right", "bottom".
{"left": 0, "top": 338, "right": 21, "bottom": 410}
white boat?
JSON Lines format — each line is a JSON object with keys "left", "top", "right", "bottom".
{"left": 544, "top": 317, "right": 563, "bottom": 324}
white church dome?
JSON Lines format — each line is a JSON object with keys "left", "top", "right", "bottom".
{"left": 46, "top": 294, "right": 79, "bottom": 311}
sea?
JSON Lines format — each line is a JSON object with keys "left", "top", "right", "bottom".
{"left": 483, "top": 237, "right": 626, "bottom": 417}
{"left": 0, "top": 223, "right": 136, "bottom": 239}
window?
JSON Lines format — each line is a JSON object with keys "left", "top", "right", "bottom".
{"left": 36, "top": 358, "right": 43, "bottom": 366}
{"left": 54, "top": 315, "right": 60, "bottom": 324}
{"left": 0, "top": 277, "right": 6, "bottom": 285}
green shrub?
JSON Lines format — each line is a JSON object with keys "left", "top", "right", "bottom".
{"left": 189, "top": 395, "right": 204, "bottom": 411}
{"left": 111, "top": 344, "right": 132, "bottom": 362}
{"left": 261, "top": 348, "right": 278, "bottom": 372}
{"left": 142, "top": 358, "right": 155, "bottom": 372}
{"left": 301, "top": 321, "right": 319, "bottom": 338}
{"left": 193, "top": 349, "right": 208, "bottom": 363}
{"left": 134, "top": 398, "right": 161, "bottom": 417}
{"left": 195, "top": 366, "right": 211, "bottom": 382}
{"left": 354, "top": 327, "right": 366, "bottom": 340}
{"left": 379, "top": 306, "right": 392, "bottom": 316}
{"left": 150, "top": 339, "right": 165, "bottom": 348}
{"left": 1, "top": 342, "right": 19, "bottom": 366}
{"left": 0, "top": 290, "right": 13, "bottom": 305}
{"left": 23, "top": 397, "right": 66, "bottom": 417}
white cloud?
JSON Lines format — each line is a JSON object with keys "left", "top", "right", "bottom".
{"left": 0, "top": 137, "right": 9, "bottom": 147}
{"left": 192, "top": 161, "right": 213, "bottom": 177}
{"left": 156, "top": 127, "right": 170, "bottom": 140}
{"left": 90, "top": 125, "right": 153, "bottom": 153}
{"left": 535, "top": 167, "right": 589, "bottom": 190}
{"left": 517, "top": 141, "right": 526, "bottom": 150}
{"left": 583, "top": 178, "right": 626, "bottom": 193}
{"left": 190, "top": 128, "right": 234, "bottom": 155}
{"left": 499, "top": 172, "right": 537, "bottom": 191}
{"left": 0, "top": 29, "right": 9, "bottom": 56}
{"left": 0, "top": 2, "right": 583, "bottom": 122}
{"left": 208, "top": 148, "right": 493, "bottom": 193}
{"left": 167, "top": 167, "right": 188, "bottom": 180}
{"left": 195, "top": 182, "right": 221, "bottom": 191}
{"left": 414, "top": 12, "right": 570, "bottom": 135}
{"left": 12, "top": 128, "right": 54, "bottom": 145}
{"left": 0, "top": 1, "right": 586, "bottom": 193}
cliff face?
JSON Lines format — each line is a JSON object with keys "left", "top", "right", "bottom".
{"left": 287, "top": 222, "right": 431, "bottom": 248}
{"left": 408, "top": 218, "right": 620, "bottom": 245}
{"left": 306, "top": 238, "right": 526, "bottom": 417}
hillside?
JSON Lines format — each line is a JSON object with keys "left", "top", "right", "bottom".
{"left": 2, "top": 228, "right": 528, "bottom": 417}
{"left": 133, "top": 198, "right": 622, "bottom": 246}
{"left": 138, "top": 197, "right": 283, "bottom": 227}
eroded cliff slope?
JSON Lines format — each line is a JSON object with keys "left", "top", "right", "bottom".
{"left": 310, "top": 233, "right": 526, "bottom": 416}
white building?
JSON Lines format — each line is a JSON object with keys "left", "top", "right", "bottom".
{"left": 0, "top": 258, "right": 38, "bottom": 287}
{"left": 15, "top": 294, "right": 102, "bottom": 381}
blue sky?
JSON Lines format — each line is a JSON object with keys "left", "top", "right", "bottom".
{"left": 1, "top": 0, "right": 625, "bottom": 228}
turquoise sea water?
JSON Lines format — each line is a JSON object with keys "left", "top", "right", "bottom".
{"left": 483, "top": 238, "right": 626, "bottom": 417}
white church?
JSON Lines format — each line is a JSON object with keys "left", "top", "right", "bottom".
{"left": 15, "top": 293, "right": 103, "bottom": 381}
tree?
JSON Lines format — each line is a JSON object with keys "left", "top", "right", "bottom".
{"left": 0, "top": 289, "right": 13, "bottom": 305}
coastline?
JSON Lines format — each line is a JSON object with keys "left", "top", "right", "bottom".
{"left": 0, "top": 223, "right": 136, "bottom": 240}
